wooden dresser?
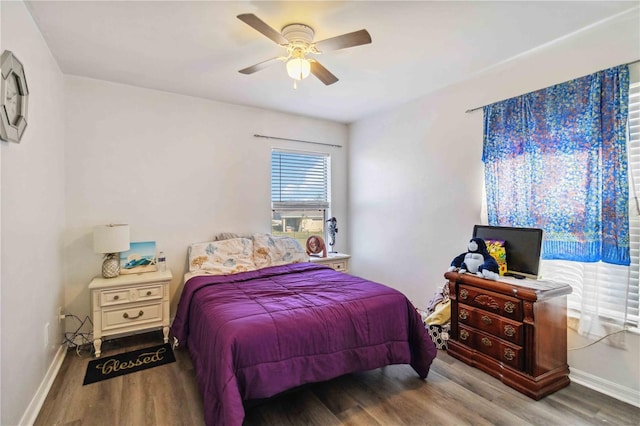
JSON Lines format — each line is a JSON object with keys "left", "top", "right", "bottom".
{"left": 445, "top": 271, "right": 572, "bottom": 399}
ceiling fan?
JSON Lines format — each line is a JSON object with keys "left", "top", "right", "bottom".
{"left": 237, "top": 13, "right": 372, "bottom": 87}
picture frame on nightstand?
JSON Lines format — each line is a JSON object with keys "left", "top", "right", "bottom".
{"left": 119, "top": 241, "right": 157, "bottom": 274}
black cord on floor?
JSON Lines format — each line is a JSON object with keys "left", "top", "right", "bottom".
{"left": 62, "top": 314, "right": 94, "bottom": 356}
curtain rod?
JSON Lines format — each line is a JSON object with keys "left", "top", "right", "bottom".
{"left": 465, "top": 59, "right": 640, "bottom": 114}
{"left": 253, "top": 134, "right": 342, "bottom": 148}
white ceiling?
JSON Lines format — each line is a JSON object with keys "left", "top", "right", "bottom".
{"left": 25, "top": 1, "right": 637, "bottom": 123}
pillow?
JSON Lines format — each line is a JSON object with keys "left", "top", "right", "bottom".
{"left": 212, "top": 232, "right": 252, "bottom": 241}
{"left": 485, "top": 239, "right": 508, "bottom": 276}
{"left": 252, "top": 233, "right": 308, "bottom": 269}
{"left": 188, "top": 237, "right": 256, "bottom": 275}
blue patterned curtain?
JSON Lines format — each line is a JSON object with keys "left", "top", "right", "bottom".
{"left": 483, "top": 65, "right": 630, "bottom": 265}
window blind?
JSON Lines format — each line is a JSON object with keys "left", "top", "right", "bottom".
{"left": 626, "top": 81, "right": 640, "bottom": 324}
{"left": 271, "top": 150, "right": 329, "bottom": 210}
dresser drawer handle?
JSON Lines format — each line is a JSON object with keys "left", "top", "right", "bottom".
{"left": 146, "top": 291, "right": 152, "bottom": 296}
{"left": 459, "top": 329, "right": 469, "bottom": 340}
{"left": 504, "top": 301, "right": 515, "bottom": 314}
{"left": 459, "top": 310, "right": 469, "bottom": 320}
{"left": 113, "top": 295, "right": 119, "bottom": 301}
{"left": 481, "top": 315, "right": 492, "bottom": 325}
{"left": 123, "top": 310, "right": 144, "bottom": 320}
{"left": 504, "top": 325, "right": 516, "bottom": 337}
{"left": 459, "top": 289, "right": 469, "bottom": 300}
{"left": 481, "top": 337, "right": 492, "bottom": 347}
{"left": 504, "top": 348, "right": 515, "bottom": 361}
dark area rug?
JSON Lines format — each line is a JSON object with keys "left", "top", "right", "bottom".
{"left": 83, "top": 343, "right": 175, "bottom": 385}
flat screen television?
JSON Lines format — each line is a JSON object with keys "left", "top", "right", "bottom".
{"left": 473, "top": 225, "right": 543, "bottom": 279}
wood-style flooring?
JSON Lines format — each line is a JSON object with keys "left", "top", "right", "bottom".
{"left": 35, "top": 331, "right": 640, "bottom": 426}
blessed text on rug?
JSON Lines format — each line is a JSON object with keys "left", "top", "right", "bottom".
{"left": 83, "top": 343, "right": 176, "bottom": 385}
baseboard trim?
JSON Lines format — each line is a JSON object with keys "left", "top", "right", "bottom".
{"left": 19, "top": 344, "right": 67, "bottom": 426}
{"left": 570, "top": 367, "right": 640, "bottom": 408}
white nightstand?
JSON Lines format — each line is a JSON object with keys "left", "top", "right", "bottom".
{"left": 88, "top": 269, "right": 172, "bottom": 357}
{"left": 309, "top": 253, "right": 351, "bottom": 273}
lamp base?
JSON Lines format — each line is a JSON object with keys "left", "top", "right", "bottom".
{"left": 102, "top": 253, "right": 120, "bottom": 278}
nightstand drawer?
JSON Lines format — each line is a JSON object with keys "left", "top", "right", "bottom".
{"left": 135, "top": 284, "right": 163, "bottom": 301}
{"left": 330, "top": 261, "right": 348, "bottom": 272}
{"left": 309, "top": 253, "right": 350, "bottom": 273}
{"left": 100, "top": 289, "right": 132, "bottom": 306}
{"left": 102, "top": 302, "right": 163, "bottom": 331}
{"left": 100, "top": 284, "right": 163, "bottom": 307}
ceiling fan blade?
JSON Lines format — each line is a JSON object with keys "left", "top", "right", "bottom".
{"left": 310, "top": 61, "right": 339, "bottom": 86}
{"left": 239, "top": 57, "right": 282, "bottom": 74}
{"left": 237, "top": 14, "right": 289, "bottom": 45}
{"left": 313, "top": 29, "right": 371, "bottom": 52}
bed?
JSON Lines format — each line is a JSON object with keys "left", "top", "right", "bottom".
{"left": 171, "top": 234, "right": 437, "bottom": 426}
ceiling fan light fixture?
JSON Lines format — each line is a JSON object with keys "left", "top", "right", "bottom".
{"left": 286, "top": 57, "right": 311, "bottom": 81}
{"left": 237, "top": 14, "right": 371, "bottom": 86}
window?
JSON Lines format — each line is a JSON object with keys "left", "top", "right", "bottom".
{"left": 271, "top": 150, "right": 330, "bottom": 247}
{"left": 482, "top": 65, "right": 639, "bottom": 335}
{"left": 628, "top": 81, "right": 640, "bottom": 325}
{"left": 539, "top": 78, "right": 640, "bottom": 330}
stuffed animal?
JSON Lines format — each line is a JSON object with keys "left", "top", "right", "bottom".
{"left": 448, "top": 237, "right": 500, "bottom": 281}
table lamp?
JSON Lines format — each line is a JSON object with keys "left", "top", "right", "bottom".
{"left": 93, "top": 224, "right": 130, "bottom": 278}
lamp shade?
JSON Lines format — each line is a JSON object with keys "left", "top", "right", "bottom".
{"left": 286, "top": 58, "right": 311, "bottom": 81}
{"left": 93, "top": 224, "right": 130, "bottom": 254}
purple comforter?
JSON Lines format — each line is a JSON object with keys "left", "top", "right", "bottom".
{"left": 171, "top": 263, "right": 436, "bottom": 426}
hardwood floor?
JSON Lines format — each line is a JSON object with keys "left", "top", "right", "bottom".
{"left": 35, "top": 331, "right": 639, "bottom": 426}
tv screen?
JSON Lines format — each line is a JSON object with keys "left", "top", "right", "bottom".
{"left": 473, "top": 225, "right": 543, "bottom": 279}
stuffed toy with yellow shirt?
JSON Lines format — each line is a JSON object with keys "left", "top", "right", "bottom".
{"left": 448, "top": 237, "right": 500, "bottom": 281}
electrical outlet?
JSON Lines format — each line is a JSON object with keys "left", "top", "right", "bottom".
{"left": 44, "top": 322, "right": 50, "bottom": 349}
{"left": 58, "top": 306, "right": 65, "bottom": 325}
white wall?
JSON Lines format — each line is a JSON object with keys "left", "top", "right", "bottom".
{"left": 1, "top": 3, "right": 4, "bottom": 422}
{"left": 349, "top": 7, "right": 640, "bottom": 403}
{"left": 0, "top": 1, "right": 66, "bottom": 424}
{"left": 64, "top": 76, "right": 348, "bottom": 323}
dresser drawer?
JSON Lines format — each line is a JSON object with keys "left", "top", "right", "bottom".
{"left": 458, "top": 324, "right": 523, "bottom": 370}
{"left": 458, "top": 284, "right": 522, "bottom": 321}
{"left": 458, "top": 304, "right": 523, "bottom": 345}
{"left": 102, "top": 302, "right": 163, "bottom": 331}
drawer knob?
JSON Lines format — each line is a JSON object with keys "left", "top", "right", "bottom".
{"left": 460, "top": 289, "right": 469, "bottom": 300}
{"left": 481, "top": 315, "right": 492, "bottom": 325}
{"left": 504, "top": 301, "right": 515, "bottom": 314}
{"left": 481, "top": 337, "right": 492, "bottom": 347}
{"left": 146, "top": 291, "right": 152, "bottom": 296}
{"left": 113, "top": 295, "right": 119, "bottom": 300}
{"left": 123, "top": 310, "right": 144, "bottom": 320}
{"left": 504, "top": 324, "right": 516, "bottom": 337}
{"left": 460, "top": 329, "right": 469, "bottom": 341}
{"left": 459, "top": 310, "right": 469, "bottom": 320}
{"left": 504, "top": 348, "right": 515, "bottom": 361}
